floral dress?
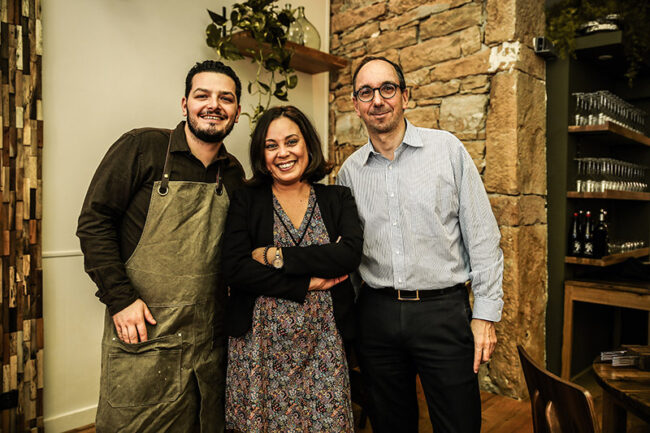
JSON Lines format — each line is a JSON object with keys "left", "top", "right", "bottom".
{"left": 225, "top": 187, "right": 354, "bottom": 433}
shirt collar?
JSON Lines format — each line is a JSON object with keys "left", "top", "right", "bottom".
{"left": 360, "top": 119, "right": 423, "bottom": 164}
{"left": 170, "top": 121, "right": 229, "bottom": 162}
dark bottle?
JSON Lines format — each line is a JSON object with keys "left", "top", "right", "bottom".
{"left": 593, "top": 208, "right": 609, "bottom": 258}
{"left": 578, "top": 210, "right": 585, "bottom": 238}
{"left": 568, "top": 212, "right": 582, "bottom": 256}
{"left": 582, "top": 210, "right": 594, "bottom": 258}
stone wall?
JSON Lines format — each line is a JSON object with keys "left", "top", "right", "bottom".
{"left": 328, "top": 0, "right": 547, "bottom": 399}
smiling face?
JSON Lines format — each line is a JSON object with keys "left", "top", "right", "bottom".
{"left": 264, "top": 116, "right": 309, "bottom": 187}
{"left": 353, "top": 59, "right": 408, "bottom": 135}
{"left": 181, "top": 71, "right": 241, "bottom": 144}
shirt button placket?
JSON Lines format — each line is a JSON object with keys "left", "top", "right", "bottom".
{"left": 386, "top": 162, "right": 405, "bottom": 289}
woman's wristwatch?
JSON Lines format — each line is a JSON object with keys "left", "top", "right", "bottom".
{"left": 272, "top": 247, "right": 283, "bottom": 269}
{"left": 263, "top": 246, "right": 283, "bottom": 269}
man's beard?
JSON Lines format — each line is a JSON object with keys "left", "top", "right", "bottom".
{"left": 186, "top": 111, "right": 236, "bottom": 143}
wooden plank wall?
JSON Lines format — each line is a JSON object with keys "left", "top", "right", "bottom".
{"left": 0, "top": 0, "right": 43, "bottom": 431}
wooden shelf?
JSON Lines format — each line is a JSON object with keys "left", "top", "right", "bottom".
{"left": 230, "top": 32, "right": 347, "bottom": 75}
{"left": 568, "top": 122, "right": 650, "bottom": 147}
{"left": 566, "top": 278, "right": 650, "bottom": 293}
{"left": 567, "top": 191, "right": 650, "bottom": 201}
{"left": 575, "top": 31, "right": 623, "bottom": 52}
{"left": 565, "top": 248, "right": 649, "bottom": 266}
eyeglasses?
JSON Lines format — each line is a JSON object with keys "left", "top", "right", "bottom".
{"left": 353, "top": 82, "right": 402, "bottom": 102}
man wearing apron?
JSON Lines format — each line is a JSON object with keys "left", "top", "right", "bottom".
{"left": 77, "top": 60, "right": 245, "bottom": 432}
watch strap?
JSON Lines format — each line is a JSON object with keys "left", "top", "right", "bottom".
{"left": 273, "top": 247, "right": 284, "bottom": 269}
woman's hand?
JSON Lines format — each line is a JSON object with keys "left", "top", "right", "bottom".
{"left": 308, "top": 275, "right": 348, "bottom": 291}
{"left": 251, "top": 247, "right": 267, "bottom": 265}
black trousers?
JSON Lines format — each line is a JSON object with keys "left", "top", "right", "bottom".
{"left": 356, "top": 285, "right": 481, "bottom": 433}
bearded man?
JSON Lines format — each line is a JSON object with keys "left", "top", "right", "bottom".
{"left": 77, "top": 60, "right": 245, "bottom": 432}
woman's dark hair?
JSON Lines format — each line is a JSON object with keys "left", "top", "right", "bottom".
{"left": 248, "top": 105, "right": 333, "bottom": 186}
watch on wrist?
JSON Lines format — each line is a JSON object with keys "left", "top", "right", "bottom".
{"left": 272, "top": 247, "right": 284, "bottom": 269}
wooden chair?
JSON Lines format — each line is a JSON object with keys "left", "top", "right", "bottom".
{"left": 517, "top": 345, "right": 600, "bottom": 433}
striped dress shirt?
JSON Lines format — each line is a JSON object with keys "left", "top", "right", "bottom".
{"left": 336, "top": 120, "right": 504, "bottom": 322}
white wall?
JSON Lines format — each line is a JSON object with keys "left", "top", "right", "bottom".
{"left": 41, "top": 1, "right": 329, "bottom": 431}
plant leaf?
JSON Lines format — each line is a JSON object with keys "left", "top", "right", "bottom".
{"left": 274, "top": 88, "right": 288, "bottom": 101}
{"left": 287, "top": 75, "right": 298, "bottom": 89}
{"left": 206, "top": 24, "right": 222, "bottom": 48}
{"left": 265, "top": 58, "right": 281, "bottom": 71}
{"left": 230, "top": 10, "right": 240, "bottom": 27}
{"left": 258, "top": 82, "right": 271, "bottom": 92}
{"left": 281, "top": 53, "right": 292, "bottom": 70}
{"left": 207, "top": 9, "right": 227, "bottom": 26}
{"left": 221, "top": 42, "right": 243, "bottom": 60}
{"left": 278, "top": 10, "right": 293, "bottom": 27}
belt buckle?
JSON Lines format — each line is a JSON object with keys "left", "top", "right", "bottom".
{"left": 397, "top": 289, "right": 420, "bottom": 301}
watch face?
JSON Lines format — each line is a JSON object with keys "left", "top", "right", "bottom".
{"left": 272, "top": 257, "right": 283, "bottom": 269}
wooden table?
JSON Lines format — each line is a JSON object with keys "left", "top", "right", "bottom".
{"left": 593, "top": 357, "right": 650, "bottom": 432}
{"left": 561, "top": 279, "right": 650, "bottom": 379}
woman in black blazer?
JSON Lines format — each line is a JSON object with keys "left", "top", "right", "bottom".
{"left": 222, "top": 106, "right": 363, "bottom": 433}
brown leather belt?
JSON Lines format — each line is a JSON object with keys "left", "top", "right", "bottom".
{"left": 364, "top": 282, "right": 468, "bottom": 301}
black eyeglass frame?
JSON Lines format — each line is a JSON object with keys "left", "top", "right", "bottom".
{"left": 353, "top": 82, "right": 406, "bottom": 102}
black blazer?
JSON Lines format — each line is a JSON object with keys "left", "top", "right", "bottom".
{"left": 222, "top": 182, "right": 363, "bottom": 341}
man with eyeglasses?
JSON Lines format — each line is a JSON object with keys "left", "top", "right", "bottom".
{"left": 336, "top": 56, "right": 503, "bottom": 433}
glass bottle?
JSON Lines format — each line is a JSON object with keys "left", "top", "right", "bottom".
{"left": 593, "top": 209, "right": 609, "bottom": 258}
{"left": 582, "top": 210, "right": 594, "bottom": 258}
{"left": 295, "top": 6, "right": 320, "bottom": 50}
{"left": 285, "top": 4, "right": 303, "bottom": 44}
{"left": 568, "top": 212, "right": 582, "bottom": 256}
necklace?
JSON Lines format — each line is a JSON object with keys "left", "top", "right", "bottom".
{"left": 273, "top": 193, "right": 316, "bottom": 247}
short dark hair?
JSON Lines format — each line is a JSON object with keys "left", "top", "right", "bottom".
{"left": 248, "top": 106, "right": 333, "bottom": 186}
{"left": 352, "top": 56, "right": 406, "bottom": 93}
{"left": 185, "top": 60, "right": 242, "bottom": 103}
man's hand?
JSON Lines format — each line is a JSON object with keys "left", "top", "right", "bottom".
{"left": 308, "top": 275, "right": 348, "bottom": 291}
{"left": 470, "top": 319, "right": 497, "bottom": 373}
{"left": 112, "top": 299, "right": 157, "bottom": 344}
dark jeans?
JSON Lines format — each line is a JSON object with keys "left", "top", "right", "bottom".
{"left": 356, "top": 285, "right": 481, "bottom": 433}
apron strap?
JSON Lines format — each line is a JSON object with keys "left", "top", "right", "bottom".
{"left": 158, "top": 129, "right": 225, "bottom": 196}
{"left": 215, "top": 162, "right": 223, "bottom": 196}
{"left": 158, "top": 131, "right": 174, "bottom": 196}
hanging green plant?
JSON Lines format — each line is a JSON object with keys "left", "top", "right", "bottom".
{"left": 546, "top": 0, "right": 650, "bottom": 83}
{"left": 206, "top": 0, "right": 299, "bottom": 126}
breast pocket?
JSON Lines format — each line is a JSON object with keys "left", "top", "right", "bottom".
{"left": 107, "top": 333, "right": 182, "bottom": 408}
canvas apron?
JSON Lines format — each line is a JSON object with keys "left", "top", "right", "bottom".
{"left": 96, "top": 136, "right": 230, "bottom": 433}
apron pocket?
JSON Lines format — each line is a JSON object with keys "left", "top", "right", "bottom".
{"left": 107, "top": 334, "right": 182, "bottom": 408}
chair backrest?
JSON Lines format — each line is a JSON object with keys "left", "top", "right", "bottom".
{"left": 517, "top": 345, "right": 600, "bottom": 433}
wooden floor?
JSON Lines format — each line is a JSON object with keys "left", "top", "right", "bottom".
{"left": 65, "top": 391, "right": 533, "bottom": 433}
{"left": 352, "top": 390, "right": 533, "bottom": 433}
{"left": 66, "top": 368, "right": 650, "bottom": 433}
